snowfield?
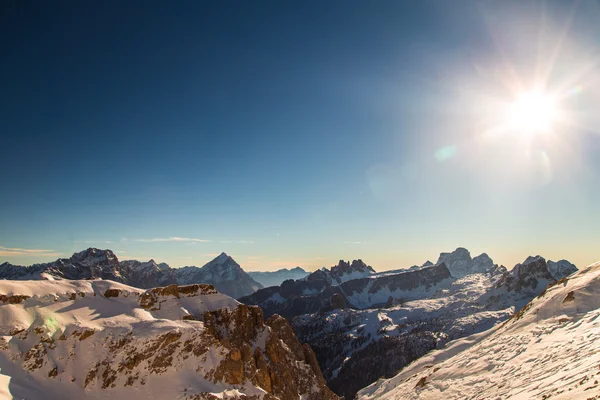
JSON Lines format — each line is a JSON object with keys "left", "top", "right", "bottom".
{"left": 357, "top": 261, "right": 600, "bottom": 400}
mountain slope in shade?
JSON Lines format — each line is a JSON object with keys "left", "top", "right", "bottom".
{"left": 0, "top": 279, "right": 338, "bottom": 400}
{"left": 240, "top": 262, "right": 453, "bottom": 319}
{"left": 357, "top": 260, "right": 600, "bottom": 400}
{"left": 0, "top": 249, "right": 263, "bottom": 299}
{"left": 248, "top": 267, "right": 309, "bottom": 288}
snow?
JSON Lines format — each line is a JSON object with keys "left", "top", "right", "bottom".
{"left": 357, "top": 261, "right": 600, "bottom": 400}
{"left": 0, "top": 279, "right": 262, "bottom": 400}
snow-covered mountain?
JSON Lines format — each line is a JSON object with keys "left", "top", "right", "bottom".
{"left": 290, "top": 251, "right": 578, "bottom": 399}
{"left": 357, "top": 260, "right": 599, "bottom": 400}
{"left": 0, "top": 279, "right": 338, "bottom": 400}
{"left": 176, "top": 253, "right": 263, "bottom": 299}
{"left": 0, "top": 249, "right": 263, "bottom": 299}
{"left": 248, "top": 267, "right": 309, "bottom": 288}
{"left": 435, "top": 247, "right": 496, "bottom": 278}
{"left": 0, "top": 248, "right": 126, "bottom": 281}
{"left": 240, "top": 261, "right": 452, "bottom": 319}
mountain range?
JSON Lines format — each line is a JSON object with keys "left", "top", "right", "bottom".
{"left": 0, "top": 249, "right": 263, "bottom": 299}
{"left": 248, "top": 267, "right": 309, "bottom": 288}
{"left": 241, "top": 247, "right": 578, "bottom": 399}
{"left": 0, "top": 246, "right": 592, "bottom": 400}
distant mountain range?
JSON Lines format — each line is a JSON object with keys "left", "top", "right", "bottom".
{"left": 0, "top": 248, "right": 263, "bottom": 299}
{"left": 240, "top": 247, "right": 578, "bottom": 399}
{"left": 248, "top": 266, "right": 309, "bottom": 287}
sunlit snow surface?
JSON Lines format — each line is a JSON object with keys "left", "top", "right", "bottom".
{"left": 357, "top": 261, "right": 600, "bottom": 400}
{"left": 0, "top": 279, "right": 245, "bottom": 400}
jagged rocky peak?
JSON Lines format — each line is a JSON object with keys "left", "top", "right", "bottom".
{"left": 497, "top": 255, "right": 578, "bottom": 293}
{"left": 328, "top": 259, "right": 376, "bottom": 284}
{"left": 436, "top": 247, "right": 494, "bottom": 278}
{"left": 214, "top": 251, "right": 232, "bottom": 264}
{"left": 547, "top": 259, "right": 578, "bottom": 280}
{"left": 332, "top": 259, "right": 375, "bottom": 275}
{"left": 71, "top": 247, "right": 118, "bottom": 265}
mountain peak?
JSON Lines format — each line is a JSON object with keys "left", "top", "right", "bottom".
{"left": 436, "top": 247, "right": 495, "bottom": 278}
{"left": 214, "top": 252, "right": 231, "bottom": 264}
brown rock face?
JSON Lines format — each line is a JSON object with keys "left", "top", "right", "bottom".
{"left": 204, "top": 306, "right": 340, "bottom": 400}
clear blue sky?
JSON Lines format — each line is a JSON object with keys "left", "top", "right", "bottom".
{"left": 2, "top": 1, "right": 600, "bottom": 271}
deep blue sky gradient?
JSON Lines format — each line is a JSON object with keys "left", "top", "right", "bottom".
{"left": 2, "top": 1, "right": 600, "bottom": 270}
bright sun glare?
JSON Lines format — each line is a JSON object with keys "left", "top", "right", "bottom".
{"left": 507, "top": 91, "right": 558, "bottom": 133}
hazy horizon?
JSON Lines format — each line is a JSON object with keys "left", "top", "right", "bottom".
{"left": 2, "top": 1, "right": 599, "bottom": 272}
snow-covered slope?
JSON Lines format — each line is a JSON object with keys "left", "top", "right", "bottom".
{"left": 357, "top": 261, "right": 600, "bottom": 400}
{"left": 248, "top": 267, "right": 309, "bottom": 288}
{"left": 0, "top": 279, "right": 338, "bottom": 400}
{"left": 0, "top": 249, "right": 263, "bottom": 299}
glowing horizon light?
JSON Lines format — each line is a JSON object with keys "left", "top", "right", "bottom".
{"left": 506, "top": 91, "right": 558, "bottom": 133}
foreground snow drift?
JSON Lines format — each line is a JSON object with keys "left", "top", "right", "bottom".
{"left": 357, "top": 261, "right": 600, "bottom": 400}
{"left": 0, "top": 279, "right": 338, "bottom": 400}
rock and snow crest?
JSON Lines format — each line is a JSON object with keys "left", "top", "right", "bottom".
{"left": 0, "top": 279, "right": 338, "bottom": 400}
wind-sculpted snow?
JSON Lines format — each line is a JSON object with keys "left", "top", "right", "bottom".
{"left": 0, "top": 279, "right": 338, "bottom": 400}
{"left": 0, "top": 249, "right": 263, "bottom": 299}
{"left": 357, "top": 260, "right": 600, "bottom": 400}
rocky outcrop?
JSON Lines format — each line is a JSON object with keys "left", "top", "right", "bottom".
{"left": 0, "top": 279, "right": 338, "bottom": 400}
{"left": 495, "top": 255, "right": 575, "bottom": 293}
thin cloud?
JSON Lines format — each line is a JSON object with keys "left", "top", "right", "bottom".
{"left": 343, "top": 241, "right": 368, "bottom": 245}
{"left": 219, "top": 240, "right": 254, "bottom": 244}
{"left": 126, "top": 237, "right": 211, "bottom": 243}
{"left": 0, "top": 246, "right": 61, "bottom": 258}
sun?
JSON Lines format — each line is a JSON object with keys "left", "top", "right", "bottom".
{"left": 506, "top": 91, "right": 558, "bottom": 133}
